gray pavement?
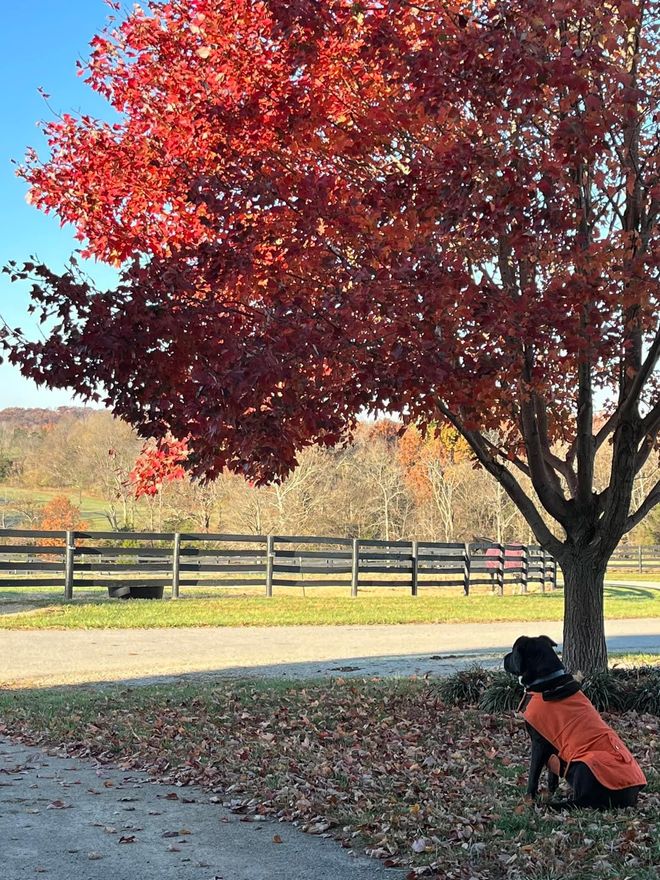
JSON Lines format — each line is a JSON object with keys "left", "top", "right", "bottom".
{"left": 1, "top": 619, "right": 658, "bottom": 689}
{"left": 0, "top": 738, "right": 398, "bottom": 880}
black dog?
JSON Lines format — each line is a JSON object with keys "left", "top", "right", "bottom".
{"left": 504, "top": 636, "right": 646, "bottom": 808}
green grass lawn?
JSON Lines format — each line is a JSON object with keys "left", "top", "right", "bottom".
{"left": 610, "top": 653, "right": 660, "bottom": 666}
{"left": 1, "top": 584, "right": 659, "bottom": 629}
{"left": 0, "top": 677, "right": 657, "bottom": 880}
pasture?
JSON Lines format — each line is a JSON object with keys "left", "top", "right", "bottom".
{"left": 1, "top": 584, "right": 659, "bottom": 629}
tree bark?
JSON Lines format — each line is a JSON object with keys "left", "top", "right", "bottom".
{"left": 560, "top": 552, "right": 609, "bottom": 674}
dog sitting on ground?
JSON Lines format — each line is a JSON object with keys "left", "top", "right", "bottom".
{"left": 503, "top": 635, "right": 646, "bottom": 808}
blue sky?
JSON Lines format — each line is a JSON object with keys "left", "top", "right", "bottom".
{"left": 0, "top": 1, "right": 120, "bottom": 408}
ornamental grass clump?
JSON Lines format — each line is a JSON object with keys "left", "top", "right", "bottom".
{"left": 478, "top": 672, "right": 524, "bottom": 713}
{"left": 581, "top": 670, "right": 628, "bottom": 712}
{"left": 438, "top": 665, "right": 660, "bottom": 715}
{"left": 437, "top": 665, "right": 492, "bottom": 706}
{"left": 612, "top": 667, "right": 660, "bottom": 715}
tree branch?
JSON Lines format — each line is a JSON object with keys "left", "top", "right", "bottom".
{"left": 434, "top": 402, "right": 565, "bottom": 558}
{"left": 634, "top": 402, "right": 660, "bottom": 475}
{"left": 625, "top": 479, "right": 660, "bottom": 533}
{"left": 534, "top": 394, "right": 578, "bottom": 497}
{"left": 518, "top": 353, "right": 570, "bottom": 524}
{"left": 594, "top": 410, "right": 618, "bottom": 452}
{"left": 640, "top": 400, "right": 660, "bottom": 441}
{"left": 479, "top": 433, "right": 531, "bottom": 479}
{"left": 575, "top": 357, "right": 595, "bottom": 507}
{"left": 619, "top": 325, "right": 660, "bottom": 418}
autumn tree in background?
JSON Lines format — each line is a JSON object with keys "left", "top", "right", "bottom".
{"left": 129, "top": 436, "right": 189, "bottom": 530}
{"left": 3, "top": 0, "right": 659, "bottom": 673}
{"left": 400, "top": 425, "right": 473, "bottom": 542}
{"left": 37, "top": 495, "right": 87, "bottom": 544}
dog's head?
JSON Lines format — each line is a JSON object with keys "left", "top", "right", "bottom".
{"left": 503, "top": 635, "right": 562, "bottom": 685}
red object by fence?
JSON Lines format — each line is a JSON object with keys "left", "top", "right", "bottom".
{"left": 485, "top": 544, "right": 525, "bottom": 570}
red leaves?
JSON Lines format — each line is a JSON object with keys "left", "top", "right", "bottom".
{"left": 3, "top": 0, "right": 658, "bottom": 487}
{"left": 129, "top": 436, "right": 189, "bottom": 498}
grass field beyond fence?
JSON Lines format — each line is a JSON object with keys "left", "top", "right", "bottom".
{"left": 1, "top": 584, "right": 659, "bottom": 629}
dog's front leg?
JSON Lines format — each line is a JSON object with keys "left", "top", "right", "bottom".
{"left": 525, "top": 727, "right": 555, "bottom": 799}
{"left": 526, "top": 740, "right": 547, "bottom": 799}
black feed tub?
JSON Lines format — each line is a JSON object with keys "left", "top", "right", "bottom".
{"left": 108, "top": 584, "right": 164, "bottom": 600}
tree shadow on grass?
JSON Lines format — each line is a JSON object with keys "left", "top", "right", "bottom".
{"left": 604, "top": 585, "right": 658, "bottom": 600}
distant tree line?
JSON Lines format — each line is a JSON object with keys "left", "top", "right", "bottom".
{"left": 0, "top": 408, "right": 657, "bottom": 544}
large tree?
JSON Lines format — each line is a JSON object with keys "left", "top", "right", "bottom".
{"left": 3, "top": 0, "right": 659, "bottom": 672}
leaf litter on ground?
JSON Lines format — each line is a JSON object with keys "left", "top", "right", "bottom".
{"left": 0, "top": 678, "right": 657, "bottom": 880}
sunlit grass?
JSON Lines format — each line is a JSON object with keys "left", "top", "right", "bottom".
{"left": 0, "top": 584, "right": 659, "bottom": 629}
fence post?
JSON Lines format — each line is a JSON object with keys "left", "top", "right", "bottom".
{"left": 172, "top": 532, "right": 181, "bottom": 599}
{"left": 351, "top": 538, "right": 359, "bottom": 597}
{"left": 495, "top": 543, "right": 504, "bottom": 596}
{"left": 265, "top": 534, "right": 274, "bottom": 597}
{"left": 638, "top": 545, "right": 643, "bottom": 574}
{"left": 64, "top": 530, "right": 75, "bottom": 600}
{"left": 540, "top": 550, "right": 547, "bottom": 593}
{"left": 463, "top": 542, "right": 471, "bottom": 596}
{"left": 550, "top": 555, "right": 557, "bottom": 591}
{"left": 411, "top": 540, "right": 418, "bottom": 596}
{"left": 520, "top": 545, "right": 528, "bottom": 595}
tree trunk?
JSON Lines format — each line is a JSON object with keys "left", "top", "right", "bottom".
{"left": 560, "top": 552, "right": 608, "bottom": 675}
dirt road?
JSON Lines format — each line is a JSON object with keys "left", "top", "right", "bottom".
{"left": 1, "top": 619, "right": 658, "bottom": 689}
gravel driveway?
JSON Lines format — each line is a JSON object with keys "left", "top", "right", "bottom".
{"left": 1, "top": 619, "right": 658, "bottom": 689}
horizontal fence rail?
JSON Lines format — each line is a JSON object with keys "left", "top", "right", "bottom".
{"left": 0, "top": 529, "right": 568, "bottom": 599}
{"left": 608, "top": 545, "right": 660, "bottom": 574}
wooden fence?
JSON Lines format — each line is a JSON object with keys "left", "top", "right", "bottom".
{"left": 608, "top": 545, "right": 660, "bottom": 574}
{"left": 0, "top": 529, "right": 559, "bottom": 598}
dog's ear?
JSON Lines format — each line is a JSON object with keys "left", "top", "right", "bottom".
{"left": 538, "top": 635, "right": 557, "bottom": 648}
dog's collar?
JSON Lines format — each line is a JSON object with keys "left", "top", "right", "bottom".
{"left": 521, "top": 668, "right": 567, "bottom": 689}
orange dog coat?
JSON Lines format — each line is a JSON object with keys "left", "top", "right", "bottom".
{"left": 523, "top": 691, "right": 646, "bottom": 790}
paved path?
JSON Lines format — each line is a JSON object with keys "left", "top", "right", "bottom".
{"left": 1, "top": 619, "right": 658, "bottom": 689}
{"left": 0, "top": 738, "right": 397, "bottom": 880}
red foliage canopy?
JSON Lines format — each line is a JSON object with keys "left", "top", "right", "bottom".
{"left": 3, "top": 1, "right": 659, "bottom": 561}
